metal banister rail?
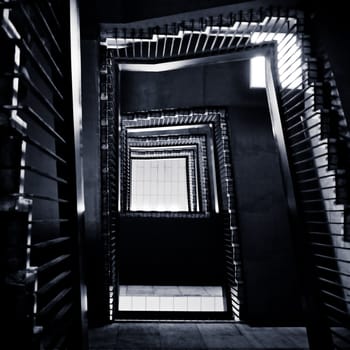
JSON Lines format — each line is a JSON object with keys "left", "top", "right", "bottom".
{"left": 275, "top": 15, "right": 350, "bottom": 348}
{"left": 0, "top": 1, "right": 86, "bottom": 349}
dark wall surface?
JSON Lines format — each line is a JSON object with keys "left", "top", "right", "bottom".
{"left": 81, "top": 0, "right": 300, "bottom": 31}
{"left": 119, "top": 215, "right": 225, "bottom": 285}
{"left": 119, "top": 59, "right": 303, "bottom": 324}
{"left": 120, "top": 61, "right": 262, "bottom": 112}
{"left": 228, "top": 104, "right": 302, "bottom": 324}
{"left": 81, "top": 39, "right": 107, "bottom": 324}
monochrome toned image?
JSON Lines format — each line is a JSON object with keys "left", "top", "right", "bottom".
{"left": 1, "top": 0, "right": 349, "bottom": 349}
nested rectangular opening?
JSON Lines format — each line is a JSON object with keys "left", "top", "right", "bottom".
{"left": 100, "top": 12, "right": 346, "bottom": 330}
{"left": 130, "top": 157, "right": 189, "bottom": 212}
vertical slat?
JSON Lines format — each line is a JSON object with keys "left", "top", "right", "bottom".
{"left": 1, "top": 0, "right": 86, "bottom": 349}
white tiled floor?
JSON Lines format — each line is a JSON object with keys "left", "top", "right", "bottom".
{"left": 118, "top": 285, "right": 226, "bottom": 312}
{"left": 119, "top": 285, "right": 223, "bottom": 296}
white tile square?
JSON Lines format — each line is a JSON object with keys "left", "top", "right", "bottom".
{"left": 132, "top": 296, "right": 146, "bottom": 311}
{"left": 146, "top": 296, "right": 160, "bottom": 311}
{"left": 215, "top": 296, "right": 225, "bottom": 311}
{"left": 159, "top": 297, "right": 173, "bottom": 311}
{"left": 118, "top": 296, "right": 132, "bottom": 311}
{"left": 174, "top": 297, "right": 187, "bottom": 311}
{"left": 187, "top": 297, "right": 201, "bottom": 311}
{"left": 201, "top": 297, "right": 215, "bottom": 311}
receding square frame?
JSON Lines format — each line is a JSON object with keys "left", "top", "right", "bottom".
{"left": 121, "top": 120, "right": 219, "bottom": 214}
{"left": 129, "top": 147, "right": 199, "bottom": 212}
{"left": 115, "top": 47, "right": 297, "bottom": 218}
{"left": 100, "top": 44, "right": 304, "bottom": 322}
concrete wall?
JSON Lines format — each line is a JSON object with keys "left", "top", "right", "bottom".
{"left": 119, "top": 215, "right": 225, "bottom": 285}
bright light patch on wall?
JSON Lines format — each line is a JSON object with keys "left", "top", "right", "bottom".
{"left": 250, "top": 56, "right": 266, "bottom": 88}
{"left": 130, "top": 158, "right": 189, "bottom": 212}
{"left": 250, "top": 33, "right": 302, "bottom": 89}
